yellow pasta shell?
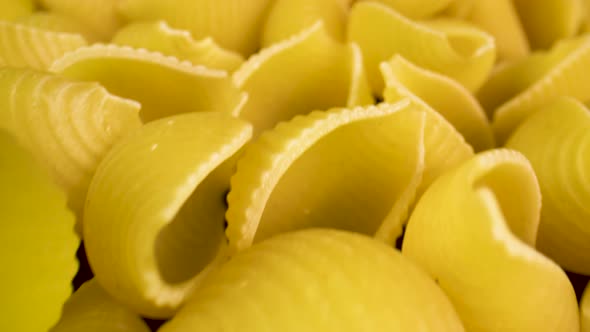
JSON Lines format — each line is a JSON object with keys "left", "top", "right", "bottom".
{"left": 84, "top": 112, "right": 252, "bottom": 318}
{"left": 381, "top": 54, "right": 494, "bottom": 151}
{"left": 357, "top": 0, "right": 452, "bottom": 18}
{"left": 0, "top": 0, "right": 34, "bottom": 22}
{"left": 583, "top": 282, "right": 590, "bottom": 332}
{"left": 117, "top": 0, "right": 274, "bottom": 56}
{"left": 17, "top": 12, "right": 96, "bottom": 42}
{"left": 0, "top": 130, "right": 79, "bottom": 332}
{"left": 348, "top": 1, "right": 496, "bottom": 95}
{"left": 506, "top": 97, "right": 590, "bottom": 275}
{"left": 50, "top": 279, "right": 150, "bottom": 332}
{"left": 50, "top": 44, "right": 245, "bottom": 122}
{"left": 234, "top": 22, "right": 373, "bottom": 134}
{"left": 0, "top": 21, "right": 87, "bottom": 70}
{"left": 0, "top": 68, "right": 142, "bottom": 231}
{"left": 111, "top": 21, "right": 244, "bottom": 72}
{"left": 159, "top": 229, "right": 465, "bottom": 332}
{"left": 402, "top": 149, "right": 579, "bottom": 332}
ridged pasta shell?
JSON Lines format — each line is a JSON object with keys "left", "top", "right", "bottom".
{"left": 0, "top": 0, "right": 34, "bottom": 21}
{"left": 50, "top": 279, "right": 150, "bottom": 332}
{"left": 402, "top": 149, "right": 579, "bottom": 332}
{"left": 357, "top": 0, "right": 452, "bottom": 18}
{"left": 50, "top": 44, "right": 245, "bottom": 122}
{"left": 17, "top": 11, "right": 96, "bottom": 42}
{"left": 348, "top": 1, "right": 495, "bottom": 95}
{"left": 234, "top": 22, "right": 373, "bottom": 134}
{"left": 0, "top": 68, "right": 142, "bottom": 231}
{"left": 111, "top": 21, "right": 244, "bottom": 72}
{"left": 0, "top": 130, "right": 79, "bottom": 332}
{"left": 159, "top": 229, "right": 465, "bottom": 332}
{"left": 506, "top": 97, "right": 590, "bottom": 275}
{"left": 381, "top": 54, "right": 494, "bottom": 151}
{"left": 84, "top": 112, "right": 252, "bottom": 318}
{"left": 0, "top": 21, "right": 87, "bottom": 70}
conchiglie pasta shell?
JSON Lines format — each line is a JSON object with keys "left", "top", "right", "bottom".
{"left": 84, "top": 112, "right": 252, "bottom": 318}
{"left": 17, "top": 12, "right": 97, "bottom": 42}
{"left": 402, "top": 149, "right": 579, "bottom": 332}
{"left": 356, "top": 0, "right": 452, "bottom": 18}
{"left": 0, "top": 0, "right": 34, "bottom": 21}
{"left": 0, "top": 21, "right": 87, "bottom": 70}
{"left": 0, "top": 68, "right": 142, "bottom": 231}
{"left": 50, "top": 279, "right": 150, "bottom": 332}
{"left": 159, "top": 229, "right": 465, "bottom": 332}
{"left": 0, "top": 130, "right": 79, "bottom": 332}
{"left": 506, "top": 97, "right": 590, "bottom": 275}
{"left": 111, "top": 21, "right": 244, "bottom": 72}
{"left": 582, "top": 282, "right": 590, "bottom": 332}
{"left": 381, "top": 55, "right": 494, "bottom": 151}
{"left": 348, "top": 1, "right": 495, "bottom": 95}
{"left": 50, "top": 44, "right": 245, "bottom": 122}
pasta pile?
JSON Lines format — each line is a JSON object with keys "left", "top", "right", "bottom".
{"left": 0, "top": 0, "right": 589, "bottom": 331}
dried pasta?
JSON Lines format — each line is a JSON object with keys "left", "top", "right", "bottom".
{"left": 17, "top": 12, "right": 96, "bottom": 42}
{"left": 583, "top": 282, "right": 590, "bottom": 332}
{"left": 357, "top": 0, "right": 452, "bottom": 19}
{"left": 0, "top": 0, "right": 34, "bottom": 22}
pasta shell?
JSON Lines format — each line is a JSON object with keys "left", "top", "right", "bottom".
{"left": 506, "top": 97, "right": 590, "bottom": 275}
{"left": 84, "top": 112, "right": 252, "bottom": 318}
{"left": 0, "top": 21, "right": 87, "bottom": 70}
{"left": 356, "top": 0, "right": 452, "bottom": 18}
{"left": 261, "top": 0, "right": 347, "bottom": 47}
{"left": 0, "top": 0, "right": 34, "bottom": 21}
{"left": 402, "top": 149, "right": 579, "bottom": 332}
{"left": 348, "top": 1, "right": 495, "bottom": 95}
{"left": 583, "top": 282, "right": 590, "bottom": 332}
{"left": 159, "top": 229, "right": 465, "bottom": 332}
{"left": 234, "top": 22, "right": 373, "bottom": 134}
{"left": 50, "top": 279, "right": 150, "bottom": 332}
{"left": 111, "top": 21, "right": 244, "bottom": 72}
{"left": 381, "top": 54, "right": 494, "bottom": 151}
{"left": 0, "top": 130, "right": 79, "bottom": 332}
{"left": 492, "top": 35, "right": 590, "bottom": 144}
{"left": 17, "top": 12, "right": 96, "bottom": 42}
{"left": 50, "top": 44, "right": 245, "bottom": 122}
{"left": 0, "top": 68, "right": 142, "bottom": 231}
{"left": 117, "top": 0, "right": 274, "bottom": 56}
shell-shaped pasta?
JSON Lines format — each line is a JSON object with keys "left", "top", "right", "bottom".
{"left": 492, "top": 35, "right": 590, "bottom": 144}
{"left": 234, "top": 22, "right": 373, "bottom": 134}
{"left": 159, "top": 229, "right": 465, "bottom": 332}
{"left": 117, "top": 0, "right": 274, "bottom": 56}
{"left": 0, "top": 0, "right": 34, "bottom": 21}
{"left": 357, "top": 0, "right": 452, "bottom": 18}
{"left": 381, "top": 55, "right": 494, "bottom": 151}
{"left": 506, "top": 97, "right": 590, "bottom": 275}
{"left": 18, "top": 12, "right": 96, "bottom": 42}
{"left": 348, "top": 1, "right": 495, "bottom": 95}
{"left": 512, "top": 0, "right": 583, "bottom": 49}
{"left": 0, "top": 21, "right": 87, "bottom": 70}
{"left": 84, "top": 112, "right": 252, "bottom": 318}
{"left": 0, "top": 130, "right": 79, "bottom": 332}
{"left": 39, "top": 0, "right": 122, "bottom": 41}
{"left": 111, "top": 21, "right": 244, "bottom": 72}
{"left": 261, "top": 0, "right": 347, "bottom": 47}
{"left": 0, "top": 68, "right": 142, "bottom": 230}
{"left": 50, "top": 44, "right": 245, "bottom": 122}
{"left": 50, "top": 280, "right": 150, "bottom": 332}
{"left": 583, "top": 282, "right": 590, "bottom": 332}
{"left": 402, "top": 149, "right": 579, "bottom": 332}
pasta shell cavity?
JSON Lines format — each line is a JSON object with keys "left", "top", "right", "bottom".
{"left": 159, "top": 229, "right": 465, "bottom": 332}
{"left": 0, "top": 68, "right": 142, "bottom": 230}
{"left": 402, "top": 149, "right": 579, "bottom": 332}
{"left": 0, "top": 21, "right": 87, "bottom": 70}
{"left": 0, "top": 130, "right": 79, "bottom": 332}
{"left": 234, "top": 22, "right": 372, "bottom": 134}
{"left": 50, "top": 279, "right": 151, "bottom": 332}
{"left": 83, "top": 112, "right": 252, "bottom": 318}
{"left": 348, "top": 1, "right": 496, "bottom": 95}
{"left": 111, "top": 21, "right": 244, "bottom": 72}
{"left": 50, "top": 44, "right": 245, "bottom": 122}
{"left": 506, "top": 97, "right": 590, "bottom": 275}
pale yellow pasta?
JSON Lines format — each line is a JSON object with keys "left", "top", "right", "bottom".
{"left": 0, "top": 21, "right": 87, "bottom": 70}
{"left": 18, "top": 12, "right": 96, "bottom": 42}
{"left": 50, "top": 280, "right": 150, "bottom": 332}
{"left": 506, "top": 97, "right": 590, "bottom": 275}
{"left": 50, "top": 44, "right": 245, "bottom": 122}
{"left": 159, "top": 229, "right": 465, "bottom": 332}
{"left": 0, "top": 68, "right": 142, "bottom": 230}
{"left": 357, "top": 0, "right": 452, "bottom": 18}
{"left": 583, "top": 283, "right": 590, "bottom": 332}
{"left": 117, "top": 0, "right": 275, "bottom": 56}
{"left": 402, "top": 149, "right": 579, "bottom": 332}
{"left": 84, "top": 112, "right": 252, "bottom": 318}
{"left": 0, "top": 0, "right": 34, "bottom": 22}
{"left": 348, "top": 1, "right": 496, "bottom": 95}
{"left": 234, "top": 22, "right": 373, "bottom": 134}
{"left": 111, "top": 21, "right": 244, "bottom": 72}
{"left": 381, "top": 55, "right": 494, "bottom": 151}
